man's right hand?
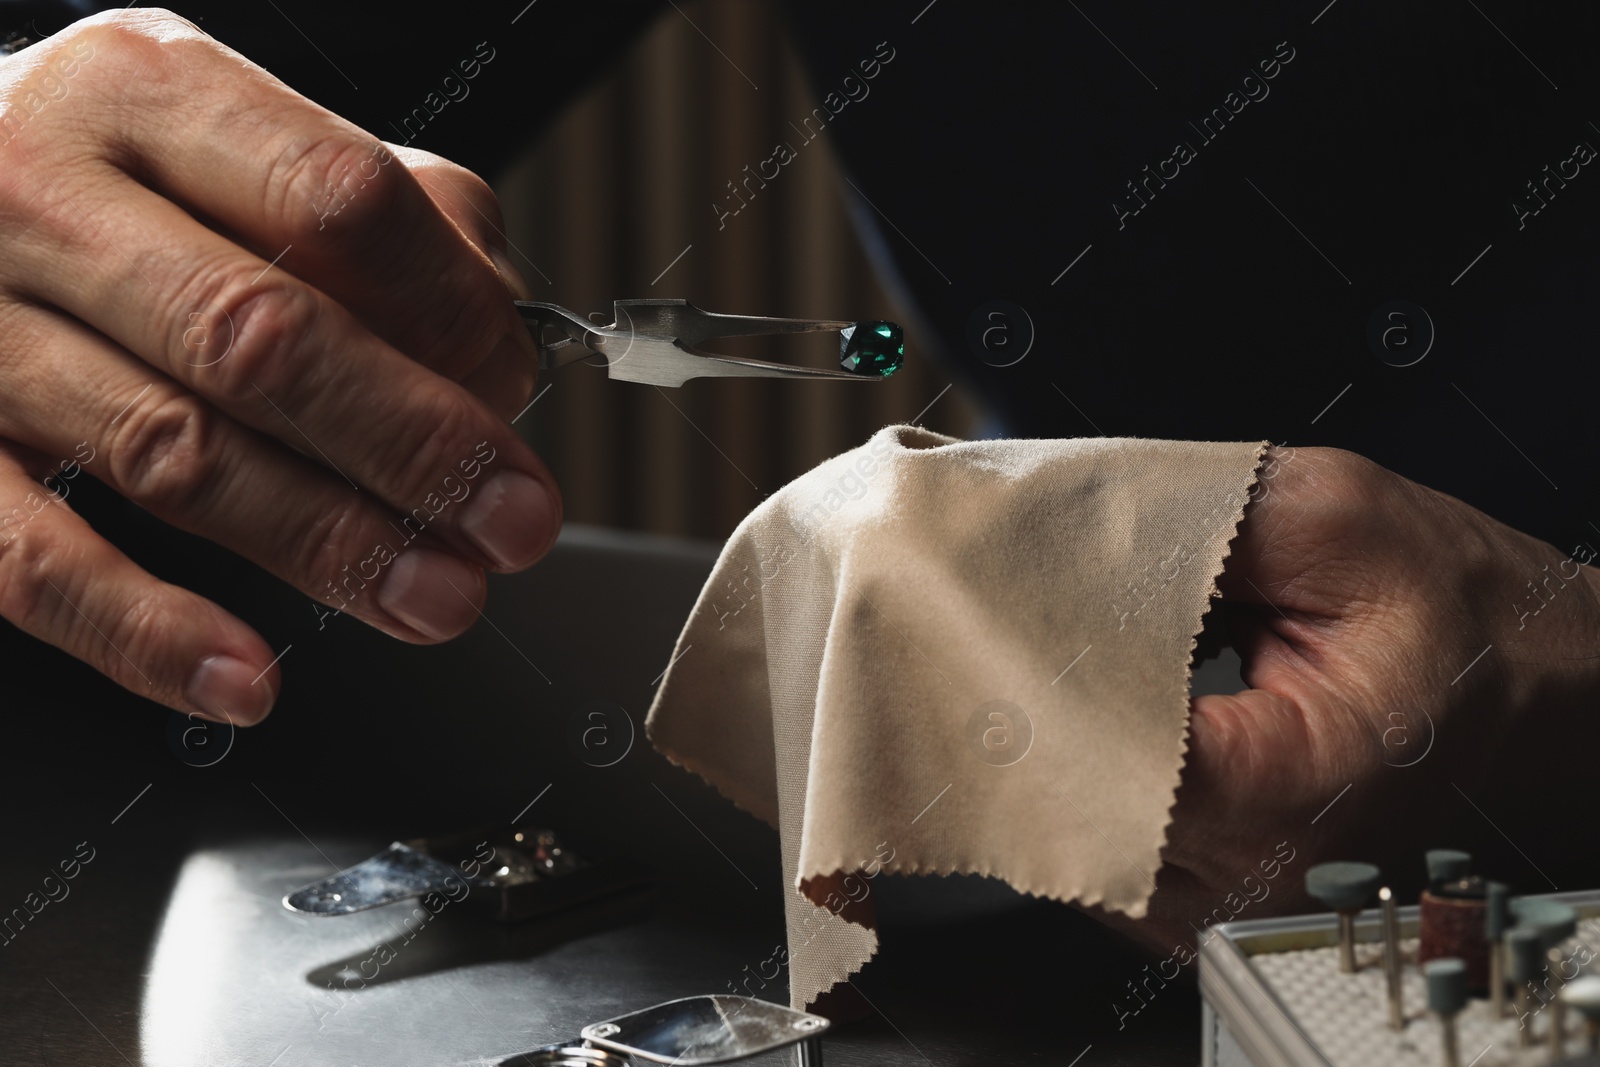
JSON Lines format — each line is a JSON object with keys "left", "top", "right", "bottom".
{"left": 0, "top": 10, "right": 563, "bottom": 725}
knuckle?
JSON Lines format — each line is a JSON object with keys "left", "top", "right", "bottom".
{"left": 447, "top": 167, "right": 497, "bottom": 212}
{"left": 284, "top": 495, "right": 370, "bottom": 598}
{"left": 107, "top": 389, "right": 223, "bottom": 511}
{"left": 421, "top": 161, "right": 501, "bottom": 225}
{"left": 106, "top": 596, "right": 212, "bottom": 710}
{"left": 82, "top": 7, "right": 203, "bottom": 36}
{"left": 385, "top": 393, "right": 481, "bottom": 506}
{"left": 0, "top": 521, "right": 147, "bottom": 696}
{"left": 0, "top": 23, "right": 107, "bottom": 178}
{"left": 1311, "top": 447, "right": 1390, "bottom": 511}
{"left": 104, "top": 591, "right": 175, "bottom": 680}
{"left": 184, "top": 272, "right": 321, "bottom": 403}
{"left": 267, "top": 131, "right": 397, "bottom": 245}
{"left": 392, "top": 147, "right": 504, "bottom": 246}
{"left": 0, "top": 7, "right": 203, "bottom": 165}
{"left": 72, "top": 9, "right": 203, "bottom": 79}
{"left": 68, "top": 11, "right": 151, "bottom": 55}
{"left": 0, "top": 516, "right": 64, "bottom": 630}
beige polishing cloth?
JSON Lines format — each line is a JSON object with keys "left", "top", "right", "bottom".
{"left": 645, "top": 426, "right": 1269, "bottom": 1008}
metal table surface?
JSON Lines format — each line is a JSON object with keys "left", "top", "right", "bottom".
{"left": 0, "top": 523, "right": 1200, "bottom": 1066}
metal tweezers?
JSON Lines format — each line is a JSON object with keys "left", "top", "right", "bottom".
{"left": 518, "top": 299, "right": 879, "bottom": 388}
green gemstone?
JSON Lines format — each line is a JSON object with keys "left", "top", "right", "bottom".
{"left": 839, "top": 321, "right": 904, "bottom": 377}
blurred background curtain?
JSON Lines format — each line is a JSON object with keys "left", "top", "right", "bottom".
{"left": 495, "top": 0, "right": 977, "bottom": 541}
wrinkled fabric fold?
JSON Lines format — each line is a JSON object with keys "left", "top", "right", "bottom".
{"left": 646, "top": 426, "right": 1269, "bottom": 1008}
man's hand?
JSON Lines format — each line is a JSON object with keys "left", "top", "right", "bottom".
{"left": 1103, "top": 447, "right": 1600, "bottom": 953}
{"left": 0, "top": 11, "right": 562, "bottom": 725}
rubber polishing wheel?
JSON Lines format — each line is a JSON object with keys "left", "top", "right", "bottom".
{"left": 1511, "top": 899, "right": 1578, "bottom": 949}
{"left": 1424, "top": 958, "right": 1469, "bottom": 1015}
{"left": 1305, "top": 862, "right": 1383, "bottom": 912}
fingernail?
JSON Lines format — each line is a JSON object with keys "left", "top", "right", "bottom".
{"left": 489, "top": 247, "right": 535, "bottom": 302}
{"left": 186, "top": 654, "right": 276, "bottom": 726}
{"left": 460, "top": 470, "right": 558, "bottom": 570}
{"left": 377, "top": 548, "right": 484, "bottom": 640}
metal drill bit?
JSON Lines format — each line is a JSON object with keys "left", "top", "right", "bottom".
{"left": 1508, "top": 928, "right": 1544, "bottom": 1047}
{"left": 1380, "top": 887, "right": 1405, "bottom": 1030}
{"left": 1487, "top": 881, "right": 1509, "bottom": 1018}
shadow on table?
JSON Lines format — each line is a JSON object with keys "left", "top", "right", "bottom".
{"left": 305, "top": 887, "right": 659, "bottom": 990}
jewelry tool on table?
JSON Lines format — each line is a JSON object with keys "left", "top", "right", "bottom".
{"left": 518, "top": 299, "right": 904, "bottom": 388}
{"left": 502, "top": 995, "right": 829, "bottom": 1067}
{"left": 283, "top": 826, "right": 649, "bottom": 923}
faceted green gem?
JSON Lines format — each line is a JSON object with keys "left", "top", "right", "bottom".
{"left": 839, "top": 321, "right": 904, "bottom": 377}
